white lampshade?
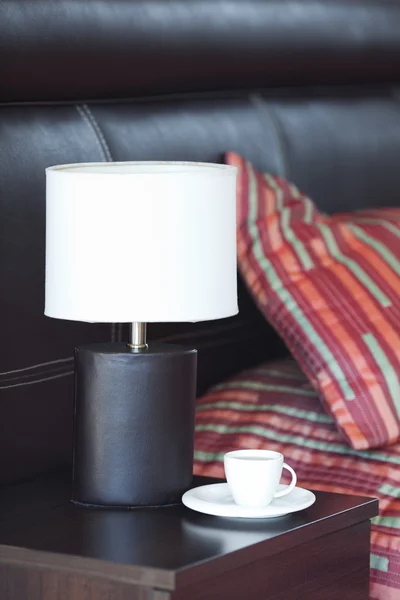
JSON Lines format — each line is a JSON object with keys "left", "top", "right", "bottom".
{"left": 45, "top": 161, "right": 238, "bottom": 323}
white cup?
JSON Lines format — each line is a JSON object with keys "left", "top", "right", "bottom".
{"left": 224, "top": 449, "right": 297, "bottom": 508}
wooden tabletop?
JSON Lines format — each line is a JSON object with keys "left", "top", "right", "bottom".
{"left": 0, "top": 472, "right": 378, "bottom": 592}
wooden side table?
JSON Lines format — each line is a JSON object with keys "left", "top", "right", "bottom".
{"left": 0, "top": 473, "right": 378, "bottom": 599}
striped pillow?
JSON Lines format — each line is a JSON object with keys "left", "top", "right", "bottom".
{"left": 226, "top": 152, "right": 400, "bottom": 450}
{"left": 194, "top": 357, "right": 400, "bottom": 600}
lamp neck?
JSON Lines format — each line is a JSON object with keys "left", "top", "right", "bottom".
{"left": 127, "top": 322, "right": 148, "bottom": 352}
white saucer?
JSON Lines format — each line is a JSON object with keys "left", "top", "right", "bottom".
{"left": 182, "top": 483, "right": 316, "bottom": 519}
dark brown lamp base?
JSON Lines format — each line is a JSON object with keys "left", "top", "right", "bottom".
{"left": 72, "top": 342, "right": 197, "bottom": 508}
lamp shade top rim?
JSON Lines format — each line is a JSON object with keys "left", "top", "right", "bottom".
{"left": 46, "top": 161, "right": 236, "bottom": 176}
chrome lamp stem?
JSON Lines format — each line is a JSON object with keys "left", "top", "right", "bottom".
{"left": 128, "top": 322, "right": 148, "bottom": 351}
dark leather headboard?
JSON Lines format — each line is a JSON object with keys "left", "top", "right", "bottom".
{"left": 3, "top": 0, "right": 400, "bottom": 101}
{"left": 1, "top": 0, "right": 400, "bottom": 485}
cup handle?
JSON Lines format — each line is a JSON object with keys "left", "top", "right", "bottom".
{"left": 273, "top": 463, "right": 297, "bottom": 498}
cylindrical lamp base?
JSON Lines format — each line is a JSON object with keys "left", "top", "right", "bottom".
{"left": 72, "top": 342, "right": 197, "bottom": 508}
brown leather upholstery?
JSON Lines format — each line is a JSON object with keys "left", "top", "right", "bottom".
{"left": 1, "top": 0, "right": 400, "bottom": 485}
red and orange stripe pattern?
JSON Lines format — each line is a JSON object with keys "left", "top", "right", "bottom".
{"left": 226, "top": 152, "right": 400, "bottom": 450}
{"left": 194, "top": 358, "right": 400, "bottom": 600}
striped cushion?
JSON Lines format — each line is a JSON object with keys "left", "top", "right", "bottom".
{"left": 194, "top": 357, "right": 400, "bottom": 600}
{"left": 226, "top": 152, "right": 400, "bottom": 450}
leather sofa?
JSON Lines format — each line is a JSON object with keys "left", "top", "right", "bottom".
{"left": 1, "top": 0, "right": 400, "bottom": 486}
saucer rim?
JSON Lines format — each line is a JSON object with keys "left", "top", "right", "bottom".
{"left": 182, "top": 482, "right": 316, "bottom": 519}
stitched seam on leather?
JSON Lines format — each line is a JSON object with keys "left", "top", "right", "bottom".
{"left": 0, "top": 357, "right": 73, "bottom": 376}
{"left": 249, "top": 94, "right": 289, "bottom": 177}
{"left": 1, "top": 364, "right": 72, "bottom": 385}
{"left": 77, "top": 104, "right": 114, "bottom": 161}
{"left": 0, "top": 371, "right": 74, "bottom": 389}
{"left": 75, "top": 105, "right": 108, "bottom": 162}
{"left": 81, "top": 104, "right": 118, "bottom": 342}
{"left": 75, "top": 105, "right": 117, "bottom": 342}
{"left": 0, "top": 358, "right": 73, "bottom": 386}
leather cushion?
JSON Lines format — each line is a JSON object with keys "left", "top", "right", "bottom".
{"left": 2, "top": 88, "right": 400, "bottom": 483}
{"left": 2, "top": 0, "right": 400, "bottom": 102}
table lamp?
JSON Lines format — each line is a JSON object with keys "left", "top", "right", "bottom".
{"left": 45, "top": 161, "right": 237, "bottom": 508}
